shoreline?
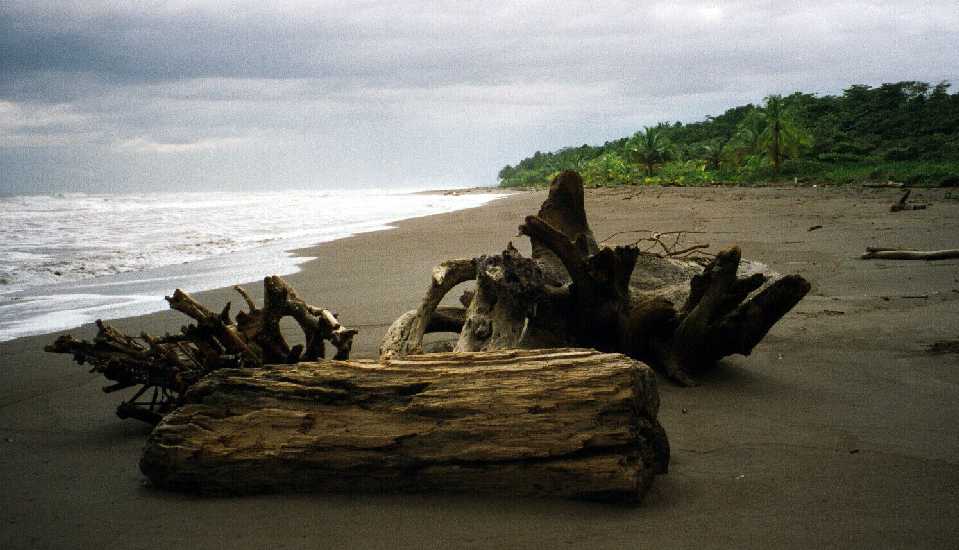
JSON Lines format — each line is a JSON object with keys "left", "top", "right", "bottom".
{"left": 0, "top": 188, "right": 509, "bottom": 343}
{"left": 3, "top": 185, "right": 959, "bottom": 549}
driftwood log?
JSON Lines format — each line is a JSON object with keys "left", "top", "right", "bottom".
{"left": 140, "top": 349, "right": 668, "bottom": 504}
{"left": 861, "top": 247, "right": 959, "bottom": 260}
{"left": 382, "top": 171, "right": 811, "bottom": 385}
{"left": 46, "top": 276, "right": 356, "bottom": 423}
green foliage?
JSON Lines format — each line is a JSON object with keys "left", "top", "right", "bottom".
{"left": 625, "top": 126, "right": 673, "bottom": 176}
{"left": 581, "top": 152, "right": 633, "bottom": 187}
{"left": 498, "top": 80, "right": 959, "bottom": 188}
{"left": 658, "top": 160, "right": 715, "bottom": 185}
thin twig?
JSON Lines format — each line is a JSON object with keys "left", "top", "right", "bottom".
{"left": 599, "top": 229, "right": 655, "bottom": 243}
{"left": 669, "top": 244, "right": 711, "bottom": 257}
{"left": 624, "top": 230, "right": 713, "bottom": 259}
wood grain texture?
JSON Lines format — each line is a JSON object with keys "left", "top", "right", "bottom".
{"left": 140, "top": 348, "right": 668, "bottom": 504}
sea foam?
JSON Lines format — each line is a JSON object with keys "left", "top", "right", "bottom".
{"left": 0, "top": 188, "right": 505, "bottom": 341}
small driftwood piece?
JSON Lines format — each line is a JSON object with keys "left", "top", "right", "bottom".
{"left": 382, "top": 171, "right": 811, "bottom": 386}
{"left": 46, "top": 276, "right": 356, "bottom": 424}
{"left": 140, "top": 349, "right": 669, "bottom": 504}
{"left": 890, "top": 189, "right": 928, "bottom": 212}
{"left": 861, "top": 247, "right": 959, "bottom": 260}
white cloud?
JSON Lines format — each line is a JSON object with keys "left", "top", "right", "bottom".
{"left": 116, "top": 136, "right": 248, "bottom": 154}
{"left": 0, "top": 101, "right": 89, "bottom": 130}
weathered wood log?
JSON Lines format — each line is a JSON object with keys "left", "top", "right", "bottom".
{"left": 861, "top": 247, "right": 959, "bottom": 260}
{"left": 140, "top": 349, "right": 669, "bottom": 504}
{"left": 454, "top": 243, "right": 548, "bottom": 352}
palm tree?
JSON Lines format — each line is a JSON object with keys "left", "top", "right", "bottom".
{"left": 729, "top": 109, "right": 766, "bottom": 166}
{"left": 626, "top": 126, "right": 672, "bottom": 177}
{"left": 756, "top": 95, "right": 811, "bottom": 174}
{"left": 700, "top": 137, "right": 732, "bottom": 171}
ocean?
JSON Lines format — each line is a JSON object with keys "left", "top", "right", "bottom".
{"left": 0, "top": 188, "right": 505, "bottom": 342}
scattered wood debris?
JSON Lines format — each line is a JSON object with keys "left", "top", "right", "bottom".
{"left": 890, "top": 189, "right": 928, "bottom": 212}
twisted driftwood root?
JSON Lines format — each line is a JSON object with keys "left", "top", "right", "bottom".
{"left": 46, "top": 276, "right": 356, "bottom": 423}
{"left": 379, "top": 259, "right": 476, "bottom": 358}
{"left": 140, "top": 349, "right": 668, "bottom": 504}
{"left": 381, "top": 171, "right": 811, "bottom": 385}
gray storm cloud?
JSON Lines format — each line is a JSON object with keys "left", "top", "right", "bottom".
{"left": 1, "top": 1, "right": 957, "bottom": 192}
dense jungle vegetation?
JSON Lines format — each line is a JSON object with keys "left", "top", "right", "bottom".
{"left": 497, "top": 81, "right": 959, "bottom": 187}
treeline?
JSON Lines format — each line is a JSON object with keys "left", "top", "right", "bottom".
{"left": 498, "top": 81, "right": 959, "bottom": 187}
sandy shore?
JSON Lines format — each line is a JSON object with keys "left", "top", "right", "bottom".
{"left": 2, "top": 185, "right": 958, "bottom": 549}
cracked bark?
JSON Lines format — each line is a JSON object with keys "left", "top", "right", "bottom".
{"left": 140, "top": 348, "right": 668, "bottom": 504}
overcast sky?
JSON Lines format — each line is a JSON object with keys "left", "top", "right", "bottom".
{"left": 2, "top": 1, "right": 957, "bottom": 193}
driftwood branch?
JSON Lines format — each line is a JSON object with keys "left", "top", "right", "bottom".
{"left": 890, "top": 189, "right": 928, "bottom": 212}
{"left": 47, "top": 276, "right": 356, "bottom": 423}
{"left": 861, "top": 247, "right": 959, "bottom": 260}
{"left": 379, "top": 258, "right": 477, "bottom": 359}
{"left": 863, "top": 181, "right": 904, "bottom": 188}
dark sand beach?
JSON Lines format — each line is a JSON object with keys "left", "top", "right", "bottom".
{"left": 2, "top": 186, "right": 958, "bottom": 549}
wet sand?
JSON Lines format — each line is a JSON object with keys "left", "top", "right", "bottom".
{"left": 2, "top": 185, "right": 958, "bottom": 549}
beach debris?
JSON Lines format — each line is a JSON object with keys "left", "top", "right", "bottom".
{"left": 381, "top": 171, "right": 811, "bottom": 386}
{"left": 926, "top": 340, "right": 959, "bottom": 354}
{"left": 889, "top": 189, "right": 928, "bottom": 212}
{"left": 46, "top": 275, "right": 356, "bottom": 424}
{"left": 139, "top": 349, "right": 669, "bottom": 504}
{"left": 863, "top": 181, "right": 905, "bottom": 188}
{"left": 808, "top": 225, "right": 823, "bottom": 232}
{"left": 861, "top": 247, "right": 959, "bottom": 260}
{"left": 598, "top": 229, "right": 712, "bottom": 259}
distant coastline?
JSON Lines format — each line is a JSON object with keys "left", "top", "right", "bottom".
{"left": 498, "top": 81, "right": 959, "bottom": 189}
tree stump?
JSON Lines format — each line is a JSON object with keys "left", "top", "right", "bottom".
{"left": 140, "top": 349, "right": 669, "bottom": 504}
{"left": 381, "top": 171, "right": 811, "bottom": 386}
